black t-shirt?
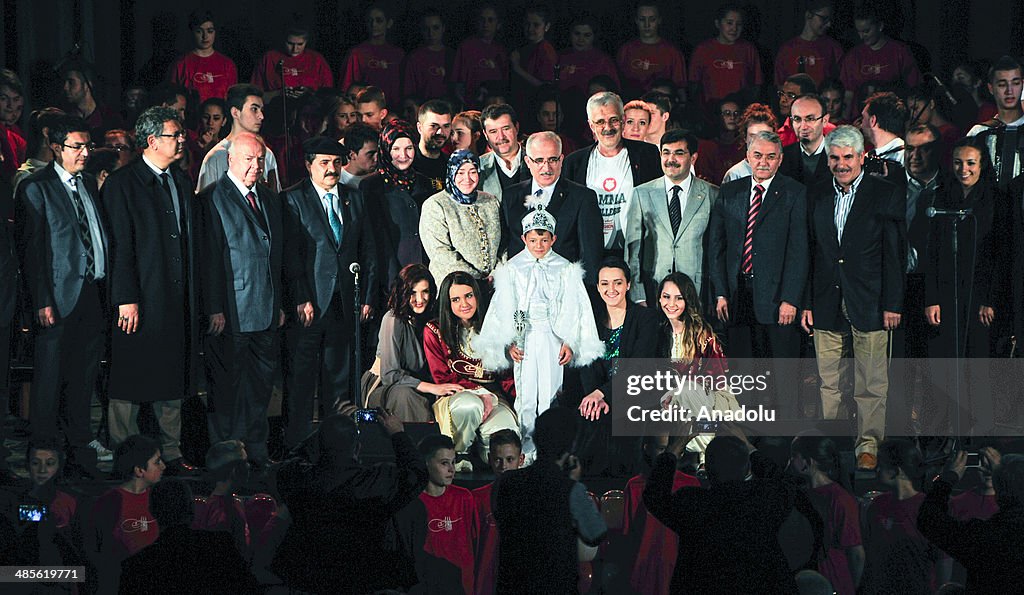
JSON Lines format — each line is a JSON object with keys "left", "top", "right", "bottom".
{"left": 414, "top": 149, "right": 447, "bottom": 193}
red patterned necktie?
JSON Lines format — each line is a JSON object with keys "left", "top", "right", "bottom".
{"left": 741, "top": 184, "right": 764, "bottom": 274}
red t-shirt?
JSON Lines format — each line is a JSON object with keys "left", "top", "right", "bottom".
{"left": 251, "top": 49, "right": 333, "bottom": 91}
{"left": 976, "top": 102, "right": 998, "bottom": 123}
{"left": 342, "top": 41, "right": 405, "bottom": 104}
{"left": 169, "top": 51, "right": 238, "bottom": 103}
{"left": 863, "top": 491, "right": 944, "bottom": 593}
{"left": 777, "top": 118, "right": 838, "bottom": 148}
{"left": 472, "top": 483, "right": 498, "bottom": 595}
{"left": 840, "top": 40, "right": 922, "bottom": 101}
{"left": 558, "top": 48, "right": 619, "bottom": 95}
{"left": 689, "top": 39, "right": 763, "bottom": 105}
{"left": 192, "top": 494, "right": 251, "bottom": 548}
{"left": 420, "top": 486, "right": 478, "bottom": 595}
{"left": 622, "top": 471, "right": 701, "bottom": 595}
{"left": 694, "top": 138, "right": 727, "bottom": 185}
{"left": 403, "top": 46, "right": 453, "bottom": 100}
{"left": 616, "top": 39, "right": 687, "bottom": 94}
{"left": 949, "top": 490, "right": 998, "bottom": 521}
{"left": 92, "top": 487, "right": 159, "bottom": 560}
{"left": 0, "top": 124, "right": 25, "bottom": 178}
{"left": 774, "top": 36, "right": 845, "bottom": 86}
{"left": 51, "top": 490, "right": 77, "bottom": 530}
{"left": 450, "top": 37, "right": 509, "bottom": 104}
{"left": 810, "top": 482, "right": 862, "bottom": 595}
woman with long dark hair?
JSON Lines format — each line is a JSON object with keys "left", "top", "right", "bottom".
{"left": 424, "top": 272, "right": 518, "bottom": 471}
{"left": 362, "top": 264, "right": 462, "bottom": 422}
{"left": 790, "top": 434, "right": 864, "bottom": 595}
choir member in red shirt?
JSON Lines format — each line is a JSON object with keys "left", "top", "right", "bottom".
{"left": 403, "top": 11, "right": 454, "bottom": 103}
{"left": 616, "top": 3, "right": 687, "bottom": 99}
{"left": 689, "top": 5, "right": 763, "bottom": 108}
{"left": 418, "top": 434, "right": 479, "bottom": 595}
{"left": 820, "top": 78, "right": 848, "bottom": 125}
{"left": 558, "top": 17, "right": 620, "bottom": 98}
{"left": 775, "top": 0, "right": 844, "bottom": 88}
{"left": 510, "top": 7, "right": 557, "bottom": 113}
{"left": 535, "top": 96, "right": 577, "bottom": 155}
{"left": 951, "top": 61, "right": 998, "bottom": 124}
{"left": 451, "top": 5, "right": 509, "bottom": 109}
{"left": 712, "top": 95, "right": 746, "bottom": 180}
{"left": 342, "top": 4, "right": 404, "bottom": 109}
{"left": 168, "top": 11, "right": 238, "bottom": 103}
{"left": 907, "top": 86, "right": 961, "bottom": 169}
{"left": 0, "top": 70, "right": 25, "bottom": 175}
{"left": 472, "top": 430, "right": 524, "bottom": 595}
{"left": 775, "top": 73, "right": 818, "bottom": 146}
{"left": 623, "top": 435, "right": 701, "bottom": 595}
{"left": 62, "top": 63, "right": 125, "bottom": 141}
{"left": 839, "top": 6, "right": 922, "bottom": 118}
{"left": 252, "top": 23, "right": 333, "bottom": 101}
{"left": 790, "top": 434, "right": 864, "bottom": 595}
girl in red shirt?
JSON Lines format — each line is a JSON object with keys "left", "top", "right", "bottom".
{"left": 341, "top": 5, "right": 405, "bottom": 108}
{"left": 689, "top": 5, "right": 763, "bottom": 107}
{"left": 510, "top": 7, "right": 557, "bottom": 112}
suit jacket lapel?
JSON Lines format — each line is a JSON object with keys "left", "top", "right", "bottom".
{"left": 305, "top": 180, "right": 338, "bottom": 250}
{"left": 228, "top": 180, "right": 268, "bottom": 233}
{"left": 43, "top": 168, "right": 85, "bottom": 244}
{"left": 756, "top": 179, "right": 782, "bottom": 225}
{"left": 647, "top": 179, "right": 672, "bottom": 238}
{"left": 678, "top": 179, "right": 706, "bottom": 237}
{"left": 547, "top": 180, "right": 568, "bottom": 215}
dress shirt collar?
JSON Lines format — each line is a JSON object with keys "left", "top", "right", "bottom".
{"left": 142, "top": 154, "right": 170, "bottom": 177}
{"left": 874, "top": 136, "right": 905, "bottom": 158}
{"left": 53, "top": 160, "right": 78, "bottom": 186}
{"left": 801, "top": 137, "right": 826, "bottom": 157}
{"left": 530, "top": 177, "right": 560, "bottom": 206}
{"left": 834, "top": 171, "right": 865, "bottom": 195}
{"left": 311, "top": 182, "right": 340, "bottom": 201}
{"left": 227, "top": 169, "right": 256, "bottom": 197}
{"left": 495, "top": 145, "right": 523, "bottom": 177}
{"left": 751, "top": 175, "right": 775, "bottom": 196}
{"left": 907, "top": 170, "right": 938, "bottom": 190}
{"left": 663, "top": 174, "right": 692, "bottom": 198}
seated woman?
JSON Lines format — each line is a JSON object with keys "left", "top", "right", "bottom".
{"left": 424, "top": 271, "right": 519, "bottom": 472}
{"left": 362, "top": 264, "right": 462, "bottom": 422}
{"left": 420, "top": 150, "right": 504, "bottom": 283}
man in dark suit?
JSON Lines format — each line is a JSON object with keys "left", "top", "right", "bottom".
{"left": 779, "top": 94, "right": 832, "bottom": 187}
{"left": 562, "top": 92, "right": 661, "bottom": 256}
{"left": 103, "top": 107, "right": 198, "bottom": 475}
{"left": 281, "top": 137, "right": 377, "bottom": 450}
{"left": 710, "top": 130, "right": 808, "bottom": 419}
{"left": 199, "top": 132, "right": 284, "bottom": 469}
{"left": 15, "top": 115, "right": 106, "bottom": 479}
{"left": 501, "top": 132, "right": 604, "bottom": 282}
{"left": 801, "top": 125, "right": 906, "bottom": 471}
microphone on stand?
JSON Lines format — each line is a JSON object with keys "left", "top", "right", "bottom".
{"left": 350, "top": 262, "right": 363, "bottom": 401}
{"left": 926, "top": 207, "right": 973, "bottom": 218}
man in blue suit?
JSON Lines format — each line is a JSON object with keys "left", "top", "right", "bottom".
{"left": 281, "top": 137, "right": 377, "bottom": 450}
{"left": 199, "top": 132, "right": 284, "bottom": 469}
{"left": 15, "top": 115, "right": 106, "bottom": 479}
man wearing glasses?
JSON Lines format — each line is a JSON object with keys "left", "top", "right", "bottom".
{"left": 15, "top": 115, "right": 106, "bottom": 480}
{"left": 102, "top": 106, "right": 199, "bottom": 476}
{"left": 104, "top": 129, "right": 135, "bottom": 169}
{"left": 774, "top": 0, "right": 843, "bottom": 88}
{"left": 780, "top": 94, "right": 834, "bottom": 186}
{"left": 775, "top": 73, "right": 817, "bottom": 147}
{"left": 562, "top": 91, "right": 661, "bottom": 258}
{"left": 501, "top": 131, "right": 603, "bottom": 283}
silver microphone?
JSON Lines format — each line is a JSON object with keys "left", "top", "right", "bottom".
{"left": 926, "top": 207, "right": 973, "bottom": 218}
{"left": 349, "top": 263, "right": 361, "bottom": 274}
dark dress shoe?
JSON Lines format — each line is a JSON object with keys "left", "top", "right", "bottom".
{"left": 163, "top": 458, "right": 199, "bottom": 476}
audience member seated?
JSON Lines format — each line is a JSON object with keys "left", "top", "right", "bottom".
{"left": 193, "top": 440, "right": 251, "bottom": 558}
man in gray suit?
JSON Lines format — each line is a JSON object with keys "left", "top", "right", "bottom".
{"left": 624, "top": 129, "right": 720, "bottom": 305}
{"left": 199, "top": 132, "right": 284, "bottom": 469}
{"left": 281, "top": 137, "right": 377, "bottom": 450}
{"left": 15, "top": 115, "right": 106, "bottom": 479}
{"left": 477, "top": 104, "right": 527, "bottom": 202}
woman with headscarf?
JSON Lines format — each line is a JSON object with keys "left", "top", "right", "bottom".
{"left": 419, "top": 149, "right": 504, "bottom": 282}
{"left": 359, "top": 120, "right": 434, "bottom": 290}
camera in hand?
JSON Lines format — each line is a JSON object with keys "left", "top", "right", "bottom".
{"left": 863, "top": 152, "right": 888, "bottom": 176}
{"left": 19, "top": 503, "right": 47, "bottom": 522}
{"left": 355, "top": 408, "right": 379, "bottom": 424}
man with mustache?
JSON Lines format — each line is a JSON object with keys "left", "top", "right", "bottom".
{"left": 103, "top": 106, "right": 199, "bottom": 476}
{"left": 281, "top": 137, "right": 376, "bottom": 451}
{"left": 413, "top": 99, "right": 454, "bottom": 191}
{"left": 478, "top": 103, "right": 528, "bottom": 203}
{"left": 802, "top": 125, "right": 905, "bottom": 471}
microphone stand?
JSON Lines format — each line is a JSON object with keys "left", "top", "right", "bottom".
{"left": 351, "top": 263, "right": 362, "bottom": 405}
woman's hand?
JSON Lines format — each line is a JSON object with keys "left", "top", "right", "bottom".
{"left": 426, "top": 383, "right": 463, "bottom": 397}
{"left": 478, "top": 392, "right": 495, "bottom": 421}
{"left": 578, "top": 390, "right": 609, "bottom": 421}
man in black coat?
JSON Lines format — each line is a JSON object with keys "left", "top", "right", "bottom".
{"left": 562, "top": 92, "right": 661, "bottom": 256}
{"left": 501, "top": 131, "right": 604, "bottom": 283}
{"left": 801, "top": 125, "right": 906, "bottom": 470}
{"left": 710, "top": 130, "right": 808, "bottom": 419}
{"left": 103, "top": 107, "right": 198, "bottom": 475}
{"left": 199, "top": 132, "right": 285, "bottom": 468}
{"left": 15, "top": 115, "right": 105, "bottom": 479}
{"left": 281, "top": 137, "right": 377, "bottom": 450}
{"left": 779, "top": 94, "right": 832, "bottom": 187}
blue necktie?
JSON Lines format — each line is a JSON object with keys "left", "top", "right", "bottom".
{"left": 325, "top": 193, "right": 343, "bottom": 245}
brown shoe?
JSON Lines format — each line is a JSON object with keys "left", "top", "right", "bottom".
{"left": 856, "top": 452, "right": 878, "bottom": 471}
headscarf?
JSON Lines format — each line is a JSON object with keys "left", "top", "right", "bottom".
{"left": 377, "top": 119, "right": 417, "bottom": 190}
{"left": 445, "top": 149, "right": 481, "bottom": 205}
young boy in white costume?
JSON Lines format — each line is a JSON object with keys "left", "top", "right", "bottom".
{"left": 477, "top": 207, "right": 604, "bottom": 462}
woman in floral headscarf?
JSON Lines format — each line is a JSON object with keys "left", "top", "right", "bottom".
{"left": 359, "top": 119, "right": 434, "bottom": 289}
{"left": 419, "top": 149, "right": 504, "bottom": 282}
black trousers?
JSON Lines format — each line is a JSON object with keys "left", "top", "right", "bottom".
{"left": 205, "top": 327, "right": 279, "bottom": 462}
{"left": 725, "top": 275, "right": 801, "bottom": 419}
{"left": 31, "top": 281, "right": 103, "bottom": 466}
{"left": 0, "top": 324, "right": 11, "bottom": 472}
{"left": 282, "top": 293, "right": 354, "bottom": 449}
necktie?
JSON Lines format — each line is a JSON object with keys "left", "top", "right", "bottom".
{"left": 68, "top": 176, "right": 96, "bottom": 280}
{"left": 159, "top": 172, "right": 183, "bottom": 232}
{"left": 245, "top": 190, "right": 260, "bottom": 214}
{"left": 742, "top": 184, "right": 764, "bottom": 274}
{"left": 325, "top": 192, "right": 343, "bottom": 245}
{"left": 668, "top": 185, "right": 682, "bottom": 235}
{"left": 527, "top": 188, "right": 544, "bottom": 209}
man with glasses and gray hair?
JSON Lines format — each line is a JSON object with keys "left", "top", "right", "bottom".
{"left": 801, "top": 124, "right": 905, "bottom": 471}
{"left": 15, "top": 114, "right": 107, "bottom": 479}
{"left": 563, "top": 91, "right": 661, "bottom": 258}
{"left": 102, "top": 106, "right": 199, "bottom": 476}
{"left": 502, "top": 131, "right": 603, "bottom": 283}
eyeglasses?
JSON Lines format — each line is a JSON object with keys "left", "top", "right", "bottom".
{"left": 157, "top": 131, "right": 188, "bottom": 140}
{"left": 590, "top": 116, "right": 622, "bottom": 128}
{"left": 527, "top": 155, "right": 562, "bottom": 166}
{"left": 777, "top": 91, "right": 798, "bottom": 100}
{"left": 720, "top": 110, "right": 741, "bottom": 117}
{"left": 790, "top": 114, "right": 824, "bottom": 124}
{"left": 62, "top": 142, "right": 95, "bottom": 152}
{"left": 811, "top": 11, "right": 832, "bottom": 24}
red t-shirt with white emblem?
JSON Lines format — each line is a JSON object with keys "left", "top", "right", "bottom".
{"left": 616, "top": 39, "right": 687, "bottom": 94}
{"left": 689, "top": 39, "right": 763, "bottom": 105}
{"left": 774, "top": 36, "right": 845, "bottom": 87}
{"left": 558, "top": 48, "right": 620, "bottom": 95}
{"left": 341, "top": 42, "right": 405, "bottom": 103}
{"left": 403, "top": 46, "right": 453, "bottom": 100}
{"left": 251, "top": 49, "right": 333, "bottom": 91}
{"left": 840, "top": 40, "right": 922, "bottom": 103}
{"left": 169, "top": 51, "right": 238, "bottom": 103}
{"left": 450, "top": 37, "right": 509, "bottom": 105}
{"left": 420, "top": 485, "right": 478, "bottom": 595}
{"left": 92, "top": 487, "right": 160, "bottom": 560}
{"left": 472, "top": 483, "right": 498, "bottom": 595}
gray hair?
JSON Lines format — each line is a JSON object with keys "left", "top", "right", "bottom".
{"left": 525, "top": 131, "right": 562, "bottom": 157}
{"left": 134, "top": 106, "right": 181, "bottom": 150}
{"left": 586, "top": 91, "right": 624, "bottom": 120}
{"left": 824, "top": 125, "right": 865, "bottom": 154}
{"left": 748, "top": 130, "right": 782, "bottom": 152}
